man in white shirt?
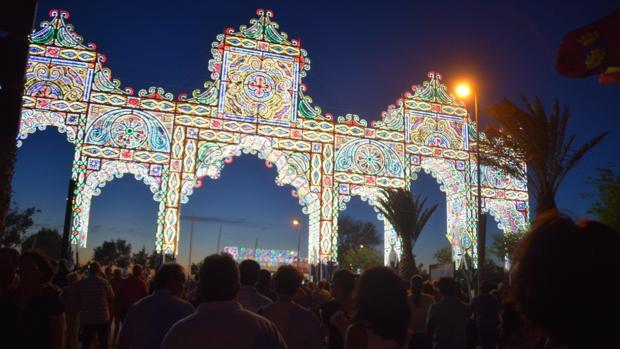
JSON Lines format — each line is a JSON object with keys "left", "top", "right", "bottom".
{"left": 118, "top": 263, "right": 194, "bottom": 349}
{"left": 237, "top": 259, "right": 273, "bottom": 312}
{"left": 260, "top": 265, "right": 322, "bottom": 349}
{"left": 162, "top": 253, "right": 287, "bottom": 349}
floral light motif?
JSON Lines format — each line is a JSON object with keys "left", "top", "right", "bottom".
{"left": 18, "top": 9, "right": 529, "bottom": 265}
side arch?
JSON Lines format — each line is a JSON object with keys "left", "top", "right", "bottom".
{"left": 71, "top": 160, "right": 162, "bottom": 247}
{"left": 337, "top": 185, "right": 402, "bottom": 266}
{"left": 412, "top": 156, "right": 475, "bottom": 268}
{"left": 190, "top": 135, "right": 321, "bottom": 260}
{"left": 17, "top": 109, "right": 77, "bottom": 147}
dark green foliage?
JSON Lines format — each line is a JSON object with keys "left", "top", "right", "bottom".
{"left": 1, "top": 205, "right": 38, "bottom": 247}
{"left": 337, "top": 216, "right": 380, "bottom": 266}
{"left": 377, "top": 189, "right": 438, "bottom": 280}
{"left": 93, "top": 239, "right": 132, "bottom": 267}
{"left": 481, "top": 96, "right": 606, "bottom": 215}
{"left": 588, "top": 167, "right": 620, "bottom": 232}
{"left": 22, "top": 228, "right": 62, "bottom": 260}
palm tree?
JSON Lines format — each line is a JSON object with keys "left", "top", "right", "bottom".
{"left": 376, "top": 189, "right": 438, "bottom": 280}
{"left": 480, "top": 96, "right": 607, "bottom": 215}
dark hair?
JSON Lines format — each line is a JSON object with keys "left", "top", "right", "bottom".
{"left": 273, "top": 265, "right": 302, "bottom": 297}
{"left": 423, "top": 282, "right": 435, "bottom": 296}
{"left": 20, "top": 250, "right": 54, "bottom": 283}
{"left": 199, "top": 253, "right": 240, "bottom": 302}
{"left": 154, "top": 263, "right": 185, "bottom": 290}
{"left": 239, "top": 259, "right": 261, "bottom": 286}
{"left": 353, "top": 267, "right": 410, "bottom": 345}
{"left": 513, "top": 214, "right": 620, "bottom": 348}
{"left": 57, "top": 259, "right": 69, "bottom": 273}
{"left": 318, "top": 279, "right": 329, "bottom": 290}
{"left": 410, "top": 274, "right": 424, "bottom": 308}
{"left": 132, "top": 264, "right": 143, "bottom": 275}
{"left": 88, "top": 261, "right": 101, "bottom": 274}
{"left": 437, "top": 277, "right": 457, "bottom": 297}
{"left": 480, "top": 280, "right": 495, "bottom": 294}
{"left": 256, "top": 269, "right": 272, "bottom": 290}
{"left": 331, "top": 269, "right": 356, "bottom": 295}
{"left": 0, "top": 248, "right": 19, "bottom": 266}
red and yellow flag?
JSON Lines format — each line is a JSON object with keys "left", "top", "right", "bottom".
{"left": 557, "top": 10, "right": 620, "bottom": 84}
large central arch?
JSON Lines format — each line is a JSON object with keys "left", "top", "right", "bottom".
{"left": 17, "top": 9, "right": 529, "bottom": 267}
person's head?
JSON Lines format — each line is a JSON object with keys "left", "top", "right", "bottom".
{"left": 330, "top": 269, "right": 356, "bottom": 299}
{"left": 422, "top": 281, "right": 435, "bottom": 296}
{"left": 199, "top": 253, "right": 240, "bottom": 302}
{"left": 0, "top": 248, "right": 19, "bottom": 287}
{"left": 113, "top": 268, "right": 122, "bottom": 279}
{"left": 318, "top": 279, "right": 329, "bottom": 291}
{"left": 273, "top": 265, "right": 302, "bottom": 300}
{"left": 239, "top": 259, "right": 261, "bottom": 286}
{"left": 67, "top": 272, "right": 80, "bottom": 285}
{"left": 437, "top": 277, "right": 457, "bottom": 298}
{"left": 353, "top": 267, "right": 410, "bottom": 345}
{"left": 154, "top": 263, "right": 187, "bottom": 297}
{"left": 104, "top": 266, "right": 112, "bottom": 277}
{"left": 132, "top": 264, "right": 144, "bottom": 278}
{"left": 88, "top": 261, "right": 101, "bottom": 276}
{"left": 410, "top": 274, "right": 425, "bottom": 308}
{"left": 256, "top": 269, "right": 272, "bottom": 290}
{"left": 57, "top": 259, "right": 69, "bottom": 273}
{"left": 410, "top": 274, "right": 424, "bottom": 293}
{"left": 19, "top": 250, "right": 54, "bottom": 288}
{"left": 480, "top": 281, "right": 495, "bottom": 295}
{"left": 513, "top": 214, "right": 620, "bottom": 348}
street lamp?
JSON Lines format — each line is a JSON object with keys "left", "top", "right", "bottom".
{"left": 292, "top": 219, "right": 301, "bottom": 269}
{"left": 455, "top": 82, "right": 485, "bottom": 294}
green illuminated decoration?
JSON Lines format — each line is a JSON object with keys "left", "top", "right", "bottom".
{"left": 18, "top": 9, "right": 529, "bottom": 268}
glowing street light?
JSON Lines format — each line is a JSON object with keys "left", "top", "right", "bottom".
{"left": 292, "top": 219, "right": 301, "bottom": 268}
{"left": 455, "top": 83, "right": 472, "bottom": 99}
{"left": 359, "top": 244, "right": 364, "bottom": 249}
{"left": 455, "top": 81, "right": 485, "bottom": 295}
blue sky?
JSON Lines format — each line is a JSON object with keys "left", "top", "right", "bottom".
{"left": 12, "top": 0, "right": 619, "bottom": 268}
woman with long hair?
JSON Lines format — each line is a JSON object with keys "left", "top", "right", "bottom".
{"left": 345, "top": 267, "right": 410, "bottom": 349}
{"left": 408, "top": 275, "right": 434, "bottom": 349}
{"left": 15, "top": 251, "right": 66, "bottom": 349}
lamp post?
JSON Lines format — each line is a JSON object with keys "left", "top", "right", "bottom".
{"left": 455, "top": 83, "right": 485, "bottom": 294}
{"left": 292, "top": 219, "right": 301, "bottom": 269}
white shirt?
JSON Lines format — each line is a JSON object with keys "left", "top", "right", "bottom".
{"left": 408, "top": 293, "right": 435, "bottom": 334}
{"left": 237, "top": 285, "right": 273, "bottom": 312}
{"left": 162, "top": 301, "right": 288, "bottom": 349}
{"left": 260, "top": 301, "right": 322, "bottom": 349}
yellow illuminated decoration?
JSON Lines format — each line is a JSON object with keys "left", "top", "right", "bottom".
{"left": 18, "top": 9, "right": 529, "bottom": 268}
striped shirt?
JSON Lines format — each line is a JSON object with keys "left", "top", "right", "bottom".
{"left": 74, "top": 274, "right": 114, "bottom": 324}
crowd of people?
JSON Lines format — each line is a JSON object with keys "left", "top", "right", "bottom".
{"left": 0, "top": 213, "right": 619, "bottom": 349}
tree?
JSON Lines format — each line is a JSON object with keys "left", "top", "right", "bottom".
{"left": 377, "top": 189, "right": 438, "bottom": 280}
{"left": 92, "top": 239, "right": 132, "bottom": 267}
{"left": 1, "top": 205, "right": 38, "bottom": 247}
{"left": 481, "top": 97, "right": 606, "bottom": 215}
{"left": 21, "top": 228, "right": 62, "bottom": 259}
{"left": 336, "top": 216, "right": 380, "bottom": 266}
{"left": 434, "top": 246, "right": 452, "bottom": 264}
{"left": 488, "top": 232, "right": 524, "bottom": 265}
{"left": 131, "top": 246, "right": 149, "bottom": 268}
{"left": 341, "top": 247, "right": 382, "bottom": 271}
{"left": 588, "top": 167, "right": 620, "bottom": 232}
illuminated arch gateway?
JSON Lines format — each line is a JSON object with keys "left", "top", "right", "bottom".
{"left": 19, "top": 9, "right": 529, "bottom": 268}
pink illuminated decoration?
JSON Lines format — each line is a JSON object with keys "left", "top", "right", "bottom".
{"left": 18, "top": 9, "right": 529, "bottom": 267}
